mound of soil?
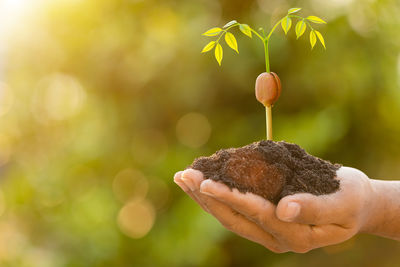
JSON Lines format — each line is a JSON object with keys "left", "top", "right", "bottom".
{"left": 189, "top": 140, "right": 341, "bottom": 204}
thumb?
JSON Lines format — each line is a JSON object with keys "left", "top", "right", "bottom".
{"left": 276, "top": 193, "right": 346, "bottom": 225}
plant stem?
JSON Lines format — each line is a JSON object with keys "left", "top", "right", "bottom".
{"left": 248, "top": 28, "right": 265, "bottom": 41}
{"left": 266, "top": 106, "right": 273, "bottom": 140}
{"left": 253, "top": 16, "right": 291, "bottom": 140}
{"left": 263, "top": 38, "right": 272, "bottom": 140}
{"left": 212, "top": 15, "right": 313, "bottom": 140}
{"left": 263, "top": 39, "right": 270, "bottom": 72}
{"left": 266, "top": 18, "right": 284, "bottom": 41}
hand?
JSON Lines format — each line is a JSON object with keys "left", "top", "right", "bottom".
{"left": 174, "top": 167, "right": 375, "bottom": 253}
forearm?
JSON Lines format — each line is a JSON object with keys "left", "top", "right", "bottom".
{"left": 361, "top": 179, "right": 400, "bottom": 240}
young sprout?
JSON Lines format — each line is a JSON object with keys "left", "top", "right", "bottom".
{"left": 201, "top": 8, "right": 327, "bottom": 140}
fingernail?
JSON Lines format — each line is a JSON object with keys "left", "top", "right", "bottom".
{"left": 181, "top": 174, "right": 196, "bottom": 191}
{"left": 282, "top": 202, "right": 300, "bottom": 222}
{"left": 199, "top": 180, "right": 214, "bottom": 196}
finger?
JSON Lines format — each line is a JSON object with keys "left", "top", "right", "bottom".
{"left": 276, "top": 192, "right": 349, "bottom": 225}
{"left": 276, "top": 168, "right": 367, "bottom": 226}
{"left": 181, "top": 168, "right": 204, "bottom": 191}
{"left": 181, "top": 170, "right": 284, "bottom": 252}
{"left": 199, "top": 179, "right": 285, "bottom": 235}
{"left": 201, "top": 192, "right": 282, "bottom": 252}
{"left": 174, "top": 171, "right": 189, "bottom": 191}
{"left": 174, "top": 170, "right": 209, "bottom": 212}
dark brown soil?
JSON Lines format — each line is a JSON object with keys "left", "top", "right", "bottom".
{"left": 189, "top": 140, "right": 341, "bottom": 204}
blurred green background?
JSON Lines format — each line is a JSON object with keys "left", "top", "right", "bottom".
{"left": 0, "top": 0, "right": 400, "bottom": 266}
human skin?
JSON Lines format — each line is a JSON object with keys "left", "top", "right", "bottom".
{"left": 173, "top": 167, "right": 400, "bottom": 253}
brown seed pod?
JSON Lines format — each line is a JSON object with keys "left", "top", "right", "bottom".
{"left": 255, "top": 72, "right": 281, "bottom": 107}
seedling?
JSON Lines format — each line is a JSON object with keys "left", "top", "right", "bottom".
{"left": 201, "top": 8, "right": 326, "bottom": 140}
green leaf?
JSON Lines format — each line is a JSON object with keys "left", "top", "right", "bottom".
{"left": 288, "top": 8, "right": 301, "bottom": 14}
{"left": 306, "top": 16, "right": 327, "bottom": 24}
{"left": 295, "top": 20, "right": 306, "bottom": 39}
{"left": 225, "top": 32, "right": 238, "bottom": 53}
{"left": 314, "top": 30, "right": 326, "bottom": 49}
{"left": 215, "top": 43, "right": 223, "bottom": 66}
{"left": 239, "top": 24, "right": 252, "bottom": 38}
{"left": 281, "top": 16, "right": 292, "bottom": 35}
{"left": 223, "top": 20, "right": 238, "bottom": 28}
{"left": 310, "top": 30, "right": 316, "bottom": 49}
{"left": 201, "top": 41, "right": 216, "bottom": 53}
{"left": 202, "top": 27, "right": 222, "bottom": 36}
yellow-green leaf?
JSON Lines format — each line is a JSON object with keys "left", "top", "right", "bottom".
{"left": 314, "top": 30, "right": 326, "bottom": 49}
{"left": 281, "top": 16, "right": 292, "bottom": 35}
{"left": 288, "top": 7, "right": 301, "bottom": 14}
{"left": 202, "top": 27, "right": 222, "bottom": 36}
{"left": 215, "top": 43, "right": 223, "bottom": 66}
{"left": 295, "top": 20, "right": 306, "bottom": 39}
{"left": 306, "top": 16, "right": 327, "bottom": 24}
{"left": 225, "top": 32, "right": 238, "bottom": 53}
{"left": 201, "top": 41, "right": 216, "bottom": 53}
{"left": 310, "top": 31, "right": 316, "bottom": 49}
{"left": 223, "top": 20, "right": 237, "bottom": 28}
{"left": 239, "top": 24, "right": 252, "bottom": 38}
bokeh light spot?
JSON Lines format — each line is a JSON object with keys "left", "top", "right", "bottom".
{"left": 31, "top": 73, "right": 86, "bottom": 123}
{"left": 176, "top": 112, "right": 211, "bottom": 148}
{"left": 0, "top": 221, "right": 27, "bottom": 260}
{"left": 348, "top": 5, "right": 377, "bottom": 36}
{"left": 117, "top": 200, "right": 155, "bottom": 239}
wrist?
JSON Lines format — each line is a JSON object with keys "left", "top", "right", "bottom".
{"left": 359, "top": 178, "right": 386, "bottom": 235}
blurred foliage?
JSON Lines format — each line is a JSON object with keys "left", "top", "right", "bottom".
{"left": 0, "top": 0, "right": 400, "bottom": 266}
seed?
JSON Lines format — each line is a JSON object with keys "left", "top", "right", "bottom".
{"left": 255, "top": 72, "right": 281, "bottom": 107}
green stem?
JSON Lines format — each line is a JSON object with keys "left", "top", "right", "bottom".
{"left": 248, "top": 28, "right": 265, "bottom": 41}
{"left": 263, "top": 39, "right": 270, "bottom": 72}
{"left": 263, "top": 39, "right": 272, "bottom": 140}
{"left": 266, "top": 18, "right": 285, "bottom": 41}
